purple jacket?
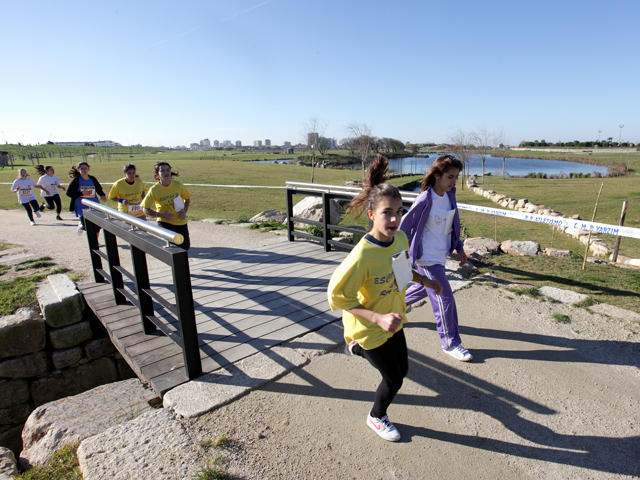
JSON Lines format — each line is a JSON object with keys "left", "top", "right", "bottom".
{"left": 399, "top": 186, "right": 464, "bottom": 265}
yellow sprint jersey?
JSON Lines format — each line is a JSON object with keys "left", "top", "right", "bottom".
{"left": 327, "top": 231, "right": 410, "bottom": 350}
{"left": 109, "top": 178, "right": 148, "bottom": 217}
{"left": 141, "top": 180, "right": 190, "bottom": 226}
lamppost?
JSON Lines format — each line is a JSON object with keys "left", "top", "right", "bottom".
{"left": 618, "top": 125, "right": 624, "bottom": 145}
{"left": 598, "top": 130, "right": 602, "bottom": 142}
{"left": 1, "top": 131, "right": 6, "bottom": 144}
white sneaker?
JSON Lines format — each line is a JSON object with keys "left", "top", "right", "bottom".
{"left": 367, "top": 413, "right": 401, "bottom": 442}
{"left": 444, "top": 344, "right": 473, "bottom": 362}
{"left": 77, "top": 223, "right": 85, "bottom": 236}
{"left": 30, "top": 221, "right": 36, "bottom": 226}
{"left": 34, "top": 211, "right": 41, "bottom": 218}
{"left": 344, "top": 340, "right": 357, "bottom": 356}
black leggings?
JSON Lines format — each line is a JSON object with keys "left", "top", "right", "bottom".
{"left": 158, "top": 222, "right": 191, "bottom": 251}
{"left": 21, "top": 200, "right": 40, "bottom": 222}
{"left": 43, "top": 194, "right": 62, "bottom": 214}
{"left": 352, "top": 329, "right": 408, "bottom": 419}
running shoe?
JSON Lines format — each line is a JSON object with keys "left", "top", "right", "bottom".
{"left": 30, "top": 221, "right": 36, "bottom": 226}
{"left": 367, "top": 413, "right": 401, "bottom": 442}
{"left": 444, "top": 344, "right": 473, "bottom": 362}
{"left": 34, "top": 211, "right": 41, "bottom": 218}
{"left": 344, "top": 340, "right": 357, "bottom": 356}
{"left": 56, "top": 216, "right": 63, "bottom": 221}
{"left": 77, "top": 223, "right": 85, "bottom": 236}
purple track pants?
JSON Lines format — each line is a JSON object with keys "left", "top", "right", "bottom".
{"left": 405, "top": 263, "right": 461, "bottom": 351}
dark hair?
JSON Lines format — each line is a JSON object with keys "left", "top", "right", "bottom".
{"left": 68, "top": 161, "right": 90, "bottom": 179}
{"left": 346, "top": 154, "right": 401, "bottom": 220}
{"left": 123, "top": 163, "right": 139, "bottom": 178}
{"left": 34, "top": 165, "right": 53, "bottom": 176}
{"left": 152, "top": 161, "right": 179, "bottom": 182}
{"left": 419, "top": 154, "right": 463, "bottom": 193}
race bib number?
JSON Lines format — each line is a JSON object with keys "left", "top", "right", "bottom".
{"left": 49, "top": 184, "right": 58, "bottom": 192}
{"left": 20, "top": 189, "right": 32, "bottom": 196}
{"left": 391, "top": 250, "right": 413, "bottom": 291}
{"left": 81, "top": 186, "right": 95, "bottom": 197}
{"left": 128, "top": 202, "right": 142, "bottom": 214}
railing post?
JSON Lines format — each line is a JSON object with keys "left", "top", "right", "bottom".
{"left": 103, "top": 229, "right": 126, "bottom": 305}
{"left": 171, "top": 250, "right": 202, "bottom": 379}
{"left": 84, "top": 217, "right": 104, "bottom": 283}
{"left": 322, "top": 192, "right": 331, "bottom": 252}
{"left": 130, "top": 245, "right": 156, "bottom": 334}
{"left": 286, "top": 187, "right": 294, "bottom": 242}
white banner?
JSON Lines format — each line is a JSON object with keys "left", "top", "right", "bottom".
{"left": 457, "top": 203, "right": 640, "bottom": 240}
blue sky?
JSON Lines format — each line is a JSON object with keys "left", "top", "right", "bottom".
{"left": 2, "top": 0, "right": 638, "bottom": 147}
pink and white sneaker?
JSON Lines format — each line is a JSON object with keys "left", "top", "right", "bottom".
{"left": 367, "top": 413, "right": 401, "bottom": 442}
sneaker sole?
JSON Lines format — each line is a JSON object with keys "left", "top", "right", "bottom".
{"left": 366, "top": 416, "right": 401, "bottom": 442}
{"left": 443, "top": 350, "right": 473, "bottom": 362}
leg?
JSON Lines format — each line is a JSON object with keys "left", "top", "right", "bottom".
{"left": 22, "top": 202, "right": 34, "bottom": 222}
{"left": 44, "top": 196, "right": 55, "bottom": 210}
{"left": 355, "top": 329, "right": 408, "bottom": 419}
{"left": 423, "top": 264, "right": 461, "bottom": 350}
{"left": 52, "top": 194, "right": 63, "bottom": 218}
{"left": 159, "top": 223, "right": 191, "bottom": 251}
{"left": 29, "top": 200, "right": 42, "bottom": 219}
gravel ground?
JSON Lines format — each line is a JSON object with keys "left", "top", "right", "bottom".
{"left": 3, "top": 208, "right": 639, "bottom": 479}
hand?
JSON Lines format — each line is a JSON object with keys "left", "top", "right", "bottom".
{"left": 458, "top": 251, "right": 468, "bottom": 267}
{"left": 159, "top": 211, "right": 174, "bottom": 221}
{"left": 122, "top": 199, "right": 129, "bottom": 205}
{"left": 178, "top": 210, "right": 186, "bottom": 220}
{"left": 372, "top": 312, "right": 403, "bottom": 333}
{"left": 423, "top": 278, "right": 443, "bottom": 295}
{"left": 100, "top": 195, "right": 107, "bottom": 202}
{"left": 43, "top": 189, "right": 50, "bottom": 195}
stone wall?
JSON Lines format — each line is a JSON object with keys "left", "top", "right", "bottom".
{"left": 0, "top": 275, "right": 136, "bottom": 455}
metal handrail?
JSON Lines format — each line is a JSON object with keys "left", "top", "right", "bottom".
{"left": 285, "top": 180, "right": 419, "bottom": 203}
{"left": 81, "top": 199, "right": 183, "bottom": 246}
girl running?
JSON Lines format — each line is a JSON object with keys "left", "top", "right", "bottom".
{"left": 142, "top": 161, "right": 191, "bottom": 250}
{"left": 399, "top": 154, "right": 472, "bottom": 362}
{"left": 66, "top": 161, "right": 106, "bottom": 236}
{"left": 108, "top": 163, "right": 148, "bottom": 221}
{"left": 10, "top": 169, "right": 49, "bottom": 226}
{"left": 35, "top": 165, "right": 66, "bottom": 221}
{"left": 328, "top": 154, "right": 442, "bottom": 442}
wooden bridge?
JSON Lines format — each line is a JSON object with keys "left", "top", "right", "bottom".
{"left": 79, "top": 239, "right": 348, "bottom": 395}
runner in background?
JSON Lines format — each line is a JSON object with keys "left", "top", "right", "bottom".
{"left": 66, "top": 161, "right": 106, "bottom": 237}
{"left": 11, "top": 168, "right": 49, "bottom": 226}
{"left": 35, "top": 165, "right": 66, "bottom": 221}
{"left": 108, "top": 163, "right": 148, "bottom": 221}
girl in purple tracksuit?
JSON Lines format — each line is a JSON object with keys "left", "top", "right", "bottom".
{"left": 399, "top": 154, "right": 473, "bottom": 362}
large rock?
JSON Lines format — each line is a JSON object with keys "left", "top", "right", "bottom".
{"left": 76, "top": 408, "right": 201, "bottom": 480}
{"left": 0, "top": 447, "right": 18, "bottom": 478}
{"left": 292, "top": 196, "right": 341, "bottom": 228}
{"left": 464, "top": 237, "right": 500, "bottom": 255}
{"left": 20, "top": 378, "right": 160, "bottom": 468}
{"left": 589, "top": 241, "right": 612, "bottom": 257}
{"left": 0, "top": 308, "right": 45, "bottom": 359}
{"left": 500, "top": 240, "right": 540, "bottom": 256}
{"left": 84, "top": 337, "right": 116, "bottom": 360}
{"left": 49, "top": 320, "right": 93, "bottom": 349}
{"left": 0, "top": 380, "right": 30, "bottom": 410}
{"left": 0, "top": 426, "right": 22, "bottom": 457}
{"left": 51, "top": 347, "right": 83, "bottom": 370}
{"left": 29, "top": 357, "right": 118, "bottom": 407}
{"left": 249, "top": 209, "right": 286, "bottom": 223}
{"left": 0, "top": 402, "right": 33, "bottom": 425}
{"left": 516, "top": 199, "right": 528, "bottom": 209}
{"left": 0, "top": 351, "right": 48, "bottom": 378}
{"left": 565, "top": 227, "right": 590, "bottom": 238}
{"left": 36, "top": 274, "right": 84, "bottom": 328}
{"left": 544, "top": 248, "right": 571, "bottom": 259}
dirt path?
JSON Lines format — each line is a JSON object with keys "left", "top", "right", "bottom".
{"left": 3, "top": 208, "right": 639, "bottom": 478}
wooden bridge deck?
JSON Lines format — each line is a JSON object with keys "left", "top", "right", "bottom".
{"left": 78, "top": 240, "right": 348, "bottom": 396}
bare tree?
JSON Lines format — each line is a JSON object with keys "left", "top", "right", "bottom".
{"left": 472, "top": 127, "right": 497, "bottom": 184}
{"left": 494, "top": 129, "right": 508, "bottom": 177}
{"left": 317, "top": 136, "right": 331, "bottom": 156}
{"left": 346, "top": 122, "right": 372, "bottom": 181}
{"left": 341, "top": 137, "right": 357, "bottom": 157}
{"left": 448, "top": 129, "right": 474, "bottom": 190}
{"left": 301, "top": 117, "right": 328, "bottom": 183}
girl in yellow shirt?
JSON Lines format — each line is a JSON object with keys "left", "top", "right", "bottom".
{"left": 328, "top": 155, "right": 442, "bottom": 442}
{"left": 108, "top": 163, "right": 148, "bottom": 220}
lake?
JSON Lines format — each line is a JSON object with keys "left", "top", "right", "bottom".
{"left": 389, "top": 154, "right": 609, "bottom": 177}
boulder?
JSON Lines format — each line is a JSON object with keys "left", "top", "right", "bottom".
{"left": 76, "top": 408, "right": 201, "bottom": 480}
{"left": 292, "top": 196, "right": 341, "bottom": 228}
{"left": 464, "top": 237, "right": 500, "bottom": 255}
{"left": 20, "top": 378, "right": 160, "bottom": 468}
{"left": 506, "top": 200, "right": 517, "bottom": 210}
{"left": 524, "top": 203, "right": 537, "bottom": 214}
{"left": 0, "top": 351, "right": 48, "bottom": 379}
{"left": 516, "top": 199, "right": 528, "bottom": 209}
{"left": 29, "top": 357, "right": 118, "bottom": 407}
{"left": 610, "top": 254, "right": 631, "bottom": 264}
{"left": 544, "top": 248, "right": 571, "bottom": 259}
{"left": 589, "top": 241, "right": 612, "bottom": 257}
{"left": 49, "top": 320, "right": 93, "bottom": 349}
{"left": 51, "top": 347, "right": 83, "bottom": 370}
{"left": 565, "top": 227, "right": 590, "bottom": 238}
{"left": 0, "top": 309, "right": 46, "bottom": 359}
{"left": 0, "top": 447, "right": 17, "bottom": 478}
{"left": 249, "top": 209, "right": 286, "bottom": 224}
{"left": 84, "top": 337, "right": 116, "bottom": 360}
{"left": 501, "top": 240, "right": 540, "bottom": 256}
{"left": 626, "top": 259, "right": 640, "bottom": 267}
{"left": 36, "top": 274, "right": 84, "bottom": 328}
{"left": 0, "top": 380, "right": 30, "bottom": 410}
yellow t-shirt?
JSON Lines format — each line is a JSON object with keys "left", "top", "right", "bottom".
{"left": 108, "top": 178, "right": 148, "bottom": 217}
{"left": 141, "top": 180, "right": 190, "bottom": 226}
{"left": 327, "top": 231, "right": 410, "bottom": 350}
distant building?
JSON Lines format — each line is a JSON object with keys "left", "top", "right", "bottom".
{"left": 56, "top": 140, "right": 121, "bottom": 147}
{"left": 201, "top": 139, "right": 211, "bottom": 148}
{"left": 307, "top": 132, "right": 319, "bottom": 147}
{"left": 265, "top": 139, "right": 271, "bottom": 147}
{"left": 235, "top": 140, "right": 242, "bottom": 147}
{"left": 254, "top": 140, "right": 263, "bottom": 147}
{"left": 213, "top": 140, "right": 220, "bottom": 148}
{"left": 284, "top": 141, "right": 291, "bottom": 147}
{"left": 222, "top": 140, "right": 232, "bottom": 147}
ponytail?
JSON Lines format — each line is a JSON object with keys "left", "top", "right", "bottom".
{"left": 419, "top": 155, "right": 463, "bottom": 193}
{"left": 34, "top": 165, "right": 47, "bottom": 176}
{"left": 346, "top": 154, "right": 401, "bottom": 219}
{"left": 68, "top": 161, "right": 89, "bottom": 179}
